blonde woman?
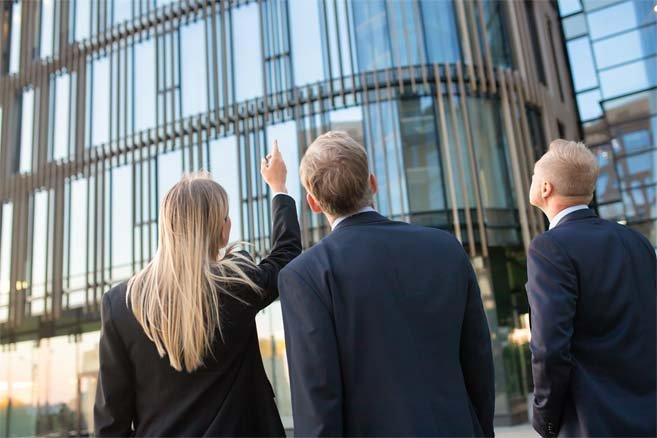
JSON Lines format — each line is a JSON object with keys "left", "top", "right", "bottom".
{"left": 94, "top": 142, "right": 301, "bottom": 436}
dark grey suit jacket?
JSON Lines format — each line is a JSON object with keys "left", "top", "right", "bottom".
{"left": 279, "top": 211, "right": 495, "bottom": 436}
{"left": 527, "top": 209, "right": 656, "bottom": 437}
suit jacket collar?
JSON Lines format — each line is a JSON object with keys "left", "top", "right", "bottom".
{"left": 556, "top": 208, "right": 597, "bottom": 227}
{"left": 332, "top": 210, "right": 390, "bottom": 231}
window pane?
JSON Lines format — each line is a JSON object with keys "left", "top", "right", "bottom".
{"left": 67, "top": 178, "right": 88, "bottom": 297}
{"left": 8, "top": 342, "right": 37, "bottom": 436}
{"left": 266, "top": 122, "right": 300, "bottom": 210}
{"left": 157, "top": 150, "right": 183, "bottom": 206}
{"left": 567, "top": 37, "right": 598, "bottom": 91}
{"left": 0, "top": 203, "right": 12, "bottom": 322}
{"left": 180, "top": 20, "right": 208, "bottom": 117}
{"left": 587, "top": 1, "right": 656, "bottom": 40}
{"left": 19, "top": 88, "right": 35, "bottom": 173}
{"left": 40, "top": 0, "right": 55, "bottom": 58}
{"left": 576, "top": 88, "right": 603, "bottom": 121}
{"left": 30, "top": 191, "right": 51, "bottom": 316}
{"left": 329, "top": 106, "right": 364, "bottom": 145}
{"left": 364, "top": 100, "right": 407, "bottom": 217}
{"left": 9, "top": 1, "right": 21, "bottom": 74}
{"left": 617, "top": 150, "right": 656, "bottom": 188}
{"left": 387, "top": 1, "right": 424, "bottom": 67}
{"left": 562, "top": 13, "right": 588, "bottom": 39}
{"left": 421, "top": 0, "right": 461, "bottom": 63}
{"left": 600, "top": 56, "right": 657, "bottom": 99}
{"left": 209, "top": 137, "right": 241, "bottom": 242}
{"left": 111, "top": 165, "right": 133, "bottom": 282}
{"left": 233, "top": 4, "right": 263, "bottom": 101}
{"left": 255, "top": 301, "right": 291, "bottom": 425}
{"left": 290, "top": 0, "right": 324, "bottom": 86}
{"left": 34, "top": 337, "right": 78, "bottom": 435}
{"left": 52, "top": 73, "right": 74, "bottom": 161}
{"left": 74, "top": 0, "right": 90, "bottom": 42}
{"left": 134, "top": 39, "right": 156, "bottom": 131}
{"left": 594, "top": 24, "right": 657, "bottom": 69}
{"left": 352, "top": 0, "right": 392, "bottom": 71}
{"left": 113, "top": 0, "right": 132, "bottom": 24}
{"left": 558, "top": 0, "right": 582, "bottom": 16}
{"left": 479, "top": 0, "right": 513, "bottom": 68}
{"left": 89, "top": 56, "right": 110, "bottom": 147}
{"left": 399, "top": 97, "right": 445, "bottom": 214}
{"left": 468, "top": 97, "right": 514, "bottom": 209}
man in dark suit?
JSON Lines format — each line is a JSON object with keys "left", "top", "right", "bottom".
{"left": 526, "top": 139, "right": 656, "bottom": 437}
{"left": 278, "top": 131, "right": 495, "bottom": 436}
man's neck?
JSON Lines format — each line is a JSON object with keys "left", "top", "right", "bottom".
{"left": 544, "top": 199, "right": 588, "bottom": 223}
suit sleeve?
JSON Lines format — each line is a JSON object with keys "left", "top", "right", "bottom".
{"left": 279, "top": 266, "right": 343, "bottom": 436}
{"left": 231, "top": 194, "right": 302, "bottom": 314}
{"left": 526, "top": 234, "right": 577, "bottom": 438}
{"left": 460, "top": 258, "right": 495, "bottom": 437}
{"left": 94, "top": 293, "right": 135, "bottom": 436}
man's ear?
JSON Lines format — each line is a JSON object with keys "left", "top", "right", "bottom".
{"left": 306, "top": 192, "right": 323, "bottom": 213}
{"left": 541, "top": 180, "right": 553, "bottom": 199}
{"left": 368, "top": 174, "right": 378, "bottom": 196}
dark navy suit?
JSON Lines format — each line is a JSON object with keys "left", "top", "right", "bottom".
{"left": 278, "top": 211, "right": 495, "bottom": 436}
{"left": 526, "top": 208, "right": 656, "bottom": 437}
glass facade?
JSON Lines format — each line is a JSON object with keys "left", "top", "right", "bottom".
{"left": 0, "top": 0, "right": 578, "bottom": 434}
{"left": 559, "top": 0, "right": 657, "bottom": 246}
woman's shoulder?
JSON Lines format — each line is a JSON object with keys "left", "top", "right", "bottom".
{"left": 102, "top": 280, "right": 131, "bottom": 319}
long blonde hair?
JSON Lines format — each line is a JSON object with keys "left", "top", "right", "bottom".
{"left": 127, "top": 171, "right": 260, "bottom": 372}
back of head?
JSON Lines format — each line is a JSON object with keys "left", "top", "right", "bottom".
{"left": 536, "top": 139, "right": 599, "bottom": 204}
{"left": 127, "top": 171, "right": 258, "bottom": 372}
{"left": 300, "top": 131, "right": 371, "bottom": 216}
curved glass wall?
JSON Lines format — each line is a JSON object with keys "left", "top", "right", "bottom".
{"left": 0, "top": 0, "right": 575, "bottom": 433}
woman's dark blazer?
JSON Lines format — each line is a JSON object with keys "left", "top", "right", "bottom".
{"left": 94, "top": 194, "right": 301, "bottom": 437}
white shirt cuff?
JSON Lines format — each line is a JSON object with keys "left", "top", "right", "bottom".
{"left": 272, "top": 192, "right": 293, "bottom": 200}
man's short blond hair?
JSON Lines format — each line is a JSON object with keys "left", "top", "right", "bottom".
{"left": 299, "top": 131, "right": 371, "bottom": 216}
{"left": 536, "top": 139, "right": 599, "bottom": 202}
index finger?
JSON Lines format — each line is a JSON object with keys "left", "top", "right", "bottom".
{"left": 272, "top": 140, "right": 281, "bottom": 156}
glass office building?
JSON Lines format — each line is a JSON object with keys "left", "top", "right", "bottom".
{"left": 559, "top": 0, "right": 657, "bottom": 246}
{"left": 0, "top": 0, "right": 578, "bottom": 434}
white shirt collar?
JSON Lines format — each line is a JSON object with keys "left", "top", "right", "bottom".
{"left": 549, "top": 204, "right": 589, "bottom": 229}
{"left": 331, "top": 206, "right": 376, "bottom": 230}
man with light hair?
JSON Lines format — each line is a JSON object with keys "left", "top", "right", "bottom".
{"left": 527, "top": 139, "right": 656, "bottom": 437}
{"left": 278, "top": 131, "right": 494, "bottom": 436}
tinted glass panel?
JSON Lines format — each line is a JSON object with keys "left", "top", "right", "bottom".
{"left": 19, "top": 88, "right": 34, "bottom": 173}
{"left": 266, "top": 122, "right": 300, "bottom": 210}
{"left": 40, "top": 0, "right": 55, "bottom": 58}
{"left": 66, "top": 178, "right": 88, "bottom": 303}
{"left": 600, "top": 56, "right": 657, "bottom": 98}
{"left": 9, "top": 1, "right": 21, "bottom": 74}
{"left": 558, "top": 0, "right": 582, "bottom": 16}
{"left": 52, "top": 73, "right": 74, "bottom": 161}
{"left": 352, "top": 0, "right": 392, "bottom": 71}
{"left": 0, "top": 203, "right": 12, "bottom": 322}
{"left": 290, "top": 0, "right": 324, "bottom": 86}
{"left": 594, "top": 24, "right": 657, "bottom": 69}
{"left": 233, "top": 4, "right": 264, "bottom": 101}
{"left": 30, "top": 191, "right": 50, "bottom": 316}
{"left": 587, "top": 1, "right": 656, "bottom": 40}
{"left": 180, "top": 20, "right": 208, "bottom": 117}
{"left": 399, "top": 97, "right": 445, "bottom": 213}
{"left": 576, "top": 88, "right": 603, "bottom": 121}
{"left": 73, "top": 0, "right": 90, "bottom": 42}
{"left": 134, "top": 39, "right": 157, "bottom": 131}
{"left": 111, "top": 165, "right": 133, "bottom": 282}
{"left": 567, "top": 37, "right": 598, "bottom": 91}
{"left": 209, "top": 137, "right": 242, "bottom": 242}
{"left": 89, "top": 56, "right": 110, "bottom": 147}
{"left": 421, "top": 0, "right": 461, "bottom": 63}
